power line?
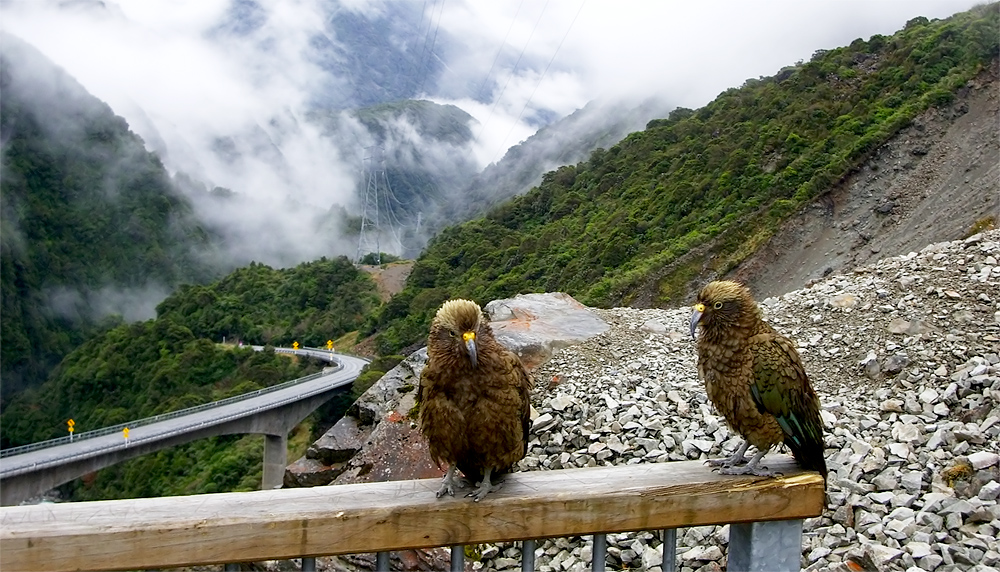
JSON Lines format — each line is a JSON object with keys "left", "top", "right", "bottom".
{"left": 467, "top": 0, "right": 550, "bottom": 167}
{"left": 473, "top": 0, "right": 527, "bottom": 103}
{"left": 378, "top": 168, "right": 409, "bottom": 253}
{"left": 416, "top": 0, "right": 447, "bottom": 96}
{"left": 357, "top": 145, "right": 413, "bottom": 262}
{"left": 490, "top": 0, "right": 586, "bottom": 165}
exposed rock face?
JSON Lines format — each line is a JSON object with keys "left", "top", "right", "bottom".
{"left": 284, "top": 415, "right": 372, "bottom": 488}
{"left": 731, "top": 61, "right": 1000, "bottom": 300}
{"left": 486, "top": 292, "right": 610, "bottom": 369}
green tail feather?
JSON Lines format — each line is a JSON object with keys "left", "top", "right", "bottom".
{"left": 779, "top": 414, "right": 827, "bottom": 478}
{"left": 788, "top": 438, "right": 828, "bottom": 477}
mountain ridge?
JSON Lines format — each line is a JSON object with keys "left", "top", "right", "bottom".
{"left": 367, "top": 5, "right": 999, "bottom": 354}
{"left": 0, "top": 31, "right": 217, "bottom": 401}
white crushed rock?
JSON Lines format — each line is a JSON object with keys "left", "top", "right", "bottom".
{"left": 474, "top": 230, "right": 1000, "bottom": 572}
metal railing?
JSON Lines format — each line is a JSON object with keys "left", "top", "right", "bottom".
{"left": 0, "top": 347, "right": 346, "bottom": 458}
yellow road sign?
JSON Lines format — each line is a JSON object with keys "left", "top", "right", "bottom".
{"left": 292, "top": 341, "right": 300, "bottom": 350}
{"left": 326, "top": 340, "right": 334, "bottom": 350}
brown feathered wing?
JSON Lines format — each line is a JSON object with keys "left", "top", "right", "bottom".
{"left": 456, "top": 347, "right": 532, "bottom": 484}
{"left": 747, "top": 332, "right": 828, "bottom": 475}
{"left": 418, "top": 336, "right": 532, "bottom": 485}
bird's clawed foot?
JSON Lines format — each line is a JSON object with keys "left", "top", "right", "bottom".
{"left": 466, "top": 467, "right": 503, "bottom": 502}
{"left": 715, "top": 450, "right": 781, "bottom": 478}
{"left": 705, "top": 441, "right": 750, "bottom": 469}
{"left": 436, "top": 465, "right": 466, "bottom": 498}
{"left": 467, "top": 478, "right": 503, "bottom": 502}
{"left": 705, "top": 456, "right": 742, "bottom": 469}
{"left": 436, "top": 480, "right": 456, "bottom": 497}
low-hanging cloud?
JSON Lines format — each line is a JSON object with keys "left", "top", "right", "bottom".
{"left": 428, "top": 0, "right": 982, "bottom": 166}
{"left": 3, "top": 0, "right": 364, "bottom": 271}
{"left": 1, "top": 0, "right": 983, "bottom": 271}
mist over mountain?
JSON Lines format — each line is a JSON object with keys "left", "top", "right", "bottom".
{"left": 2, "top": 0, "right": 990, "bottom": 403}
{"left": 3, "top": 0, "right": 981, "bottom": 270}
{"left": 433, "top": 97, "right": 678, "bottom": 233}
{"left": 368, "top": 5, "right": 1000, "bottom": 354}
{"left": 0, "top": 32, "right": 217, "bottom": 401}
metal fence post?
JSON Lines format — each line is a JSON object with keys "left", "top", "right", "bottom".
{"left": 727, "top": 520, "right": 803, "bottom": 572}
{"left": 591, "top": 534, "right": 606, "bottom": 572}
{"left": 521, "top": 539, "right": 536, "bottom": 571}
{"left": 451, "top": 545, "right": 464, "bottom": 571}
{"left": 661, "top": 528, "right": 677, "bottom": 572}
{"left": 376, "top": 551, "right": 390, "bottom": 571}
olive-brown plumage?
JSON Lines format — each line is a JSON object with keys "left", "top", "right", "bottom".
{"left": 419, "top": 299, "right": 533, "bottom": 501}
{"left": 690, "top": 281, "right": 827, "bottom": 478}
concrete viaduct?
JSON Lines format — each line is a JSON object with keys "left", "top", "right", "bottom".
{"left": 0, "top": 348, "right": 368, "bottom": 506}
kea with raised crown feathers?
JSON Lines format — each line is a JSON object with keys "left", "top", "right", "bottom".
{"left": 690, "top": 281, "right": 827, "bottom": 478}
{"left": 419, "top": 299, "right": 533, "bottom": 501}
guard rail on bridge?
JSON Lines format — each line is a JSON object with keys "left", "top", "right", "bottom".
{"left": 0, "top": 348, "right": 367, "bottom": 505}
{"left": 0, "top": 347, "right": 340, "bottom": 459}
{"left": 0, "top": 456, "right": 825, "bottom": 572}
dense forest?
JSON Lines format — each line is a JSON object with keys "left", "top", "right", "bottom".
{"left": 0, "top": 33, "right": 217, "bottom": 403}
{"left": 155, "top": 256, "right": 381, "bottom": 348}
{"left": 366, "top": 5, "right": 1000, "bottom": 354}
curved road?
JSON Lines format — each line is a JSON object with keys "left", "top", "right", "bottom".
{"left": 0, "top": 349, "right": 368, "bottom": 483}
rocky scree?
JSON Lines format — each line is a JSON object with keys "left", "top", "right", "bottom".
{"left": 475, "top": 230, "right": 1000, "bottom": 572}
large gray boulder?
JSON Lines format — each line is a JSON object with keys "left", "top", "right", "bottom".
{"left": 485, "top": 292, "right": 610, "bottom": 368}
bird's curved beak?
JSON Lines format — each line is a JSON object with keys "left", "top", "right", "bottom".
{"left": 462, "top": 331, "right": 478, "bottom": 367}
{"left": 690, "top": 303, "right": 705, "bottom": 340}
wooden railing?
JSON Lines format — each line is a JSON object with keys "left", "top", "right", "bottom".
{"left": 0, "top": 456, "right": 824, "bottom": 572}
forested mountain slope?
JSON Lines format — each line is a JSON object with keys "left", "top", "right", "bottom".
{"left": 155, "top": 256, "right": 381, "bottom": 349}
{"left": 0, "top": 33, "right": 217, "bottom": 402}
{"left": 434, "top": 97, "right": 676, "bottom": 230}
{"left": 731, "top": 61, "right": 998, "bottom": 300}
{"left": 368, "top": 5, "right": 999, "bottom": 354}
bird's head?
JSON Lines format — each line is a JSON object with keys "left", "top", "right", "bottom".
{"left": 690, "top": 280, "right": 753, "bottom": 339}
{"left": 430, "top": 299, "right": 484, "bottom": 367}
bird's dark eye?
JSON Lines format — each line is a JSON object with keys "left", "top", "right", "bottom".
{"left": 713, "top": 302, "right": 723, "bottom": 310}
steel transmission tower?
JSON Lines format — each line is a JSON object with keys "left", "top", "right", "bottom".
{"left": 356, "top": 146, "right": 385, "bottom": 265}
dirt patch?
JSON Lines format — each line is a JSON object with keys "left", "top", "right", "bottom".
{"left": 360, "top": 261, "right": 414, "bottom": 302}
{"left": 731, "top": 60, "right": 1000, "bottom": 299}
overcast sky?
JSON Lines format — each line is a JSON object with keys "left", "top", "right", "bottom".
{"left": 437, "top": 0, "right": 983, "bottom": 164}
{"left": 1, "top": 0, "right": 982, "bottom": 266}
{"left": 3, "top": 0, "right": 980, "bottom": 167}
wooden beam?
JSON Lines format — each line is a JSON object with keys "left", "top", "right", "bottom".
{"left": 0, "top": 456, "right": 824, "bottom": 572}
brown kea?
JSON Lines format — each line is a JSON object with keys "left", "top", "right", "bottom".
{"left": 419, "top": 299, "right": 533, "bottom": 501}
{"left": 690, "top": 281, "right": 827, "bottom": 478}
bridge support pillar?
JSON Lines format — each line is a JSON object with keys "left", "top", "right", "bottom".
{"left": 262, "top": 433, "right": 287, "bottom": 490}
